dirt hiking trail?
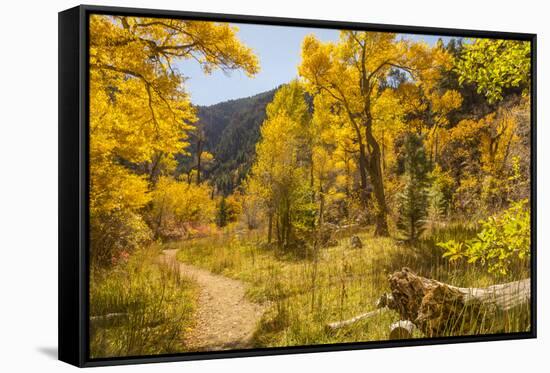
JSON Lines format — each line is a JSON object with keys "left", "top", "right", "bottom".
{"left": 161, "top": 249, "right": 265, "bottom": 351}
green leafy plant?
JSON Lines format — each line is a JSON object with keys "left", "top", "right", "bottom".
{"left": 439, "top": 199, "right": 530, "bottom": 275}
{"left": 455, "top": 39, "right": 531, "bottom": 103}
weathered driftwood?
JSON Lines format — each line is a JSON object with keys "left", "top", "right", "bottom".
{"left": 387, "top": 268, "right": 530, "bottom": 337}
{"left": 326, "top": 268, "right": 530, "bottom": 336}
{"left": 389, "top": 320, "right": 416, "bottom": 340}
{"left": 326, "top": 308, "right": 385, "bottom": 331}
{"left": 336, "top": 223, "right": 360, "bottom": 231}
{"left": 89, "top": 313, "right": 128, "bottom": 328}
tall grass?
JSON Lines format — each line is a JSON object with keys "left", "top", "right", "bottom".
{"left": 171, "top": 224, "right": 530, "bottom": 348}
{"left": 89, "top": 245, "right": 197, "bottom": 358}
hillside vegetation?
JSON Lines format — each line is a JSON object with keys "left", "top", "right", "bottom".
{"left": 179, "top": 89, "right": 277, "bottom": 194}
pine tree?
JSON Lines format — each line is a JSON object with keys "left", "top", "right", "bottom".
{"left": 397, "top": 133, "right": 431, "bottom": 243}
{"left": 216, "top": 197, "right": 229, "bottom": 228}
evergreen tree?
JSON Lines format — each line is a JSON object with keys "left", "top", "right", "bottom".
{"left": 397, "top": 133, "right": 431, "bottom": 243}
{"left": 216, "top": 196, "right": 229, "bottom": 228}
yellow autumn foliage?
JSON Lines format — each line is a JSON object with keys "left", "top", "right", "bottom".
{"left": 149, "top": 177, "right": 216, "bottom": 240}
{"left": 89, "top": 15, "right": 259, "bottom": 264}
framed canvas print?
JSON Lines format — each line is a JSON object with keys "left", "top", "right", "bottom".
{"left": 58, "top": 4, "right": 537, "bottom": 367}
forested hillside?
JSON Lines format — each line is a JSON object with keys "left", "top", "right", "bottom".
{"left": 177, "top": 89, "right": 277, "bottom": 194}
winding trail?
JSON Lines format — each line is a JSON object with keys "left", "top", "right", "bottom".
{"left": 161, "top": 249, "right": 265, "bottom": 351}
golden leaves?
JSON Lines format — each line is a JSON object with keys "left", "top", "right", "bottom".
{"left": 89, "top": 15, "right": 261, "bottom": 257}
{"left": 151, "top": 177, "right": 216, "bottom": 225}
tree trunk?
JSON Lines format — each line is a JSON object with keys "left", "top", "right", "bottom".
{"left": 310, "top": 154, "right": 315, "bottom": 204}
{"left": 154, "top": 195, "right": 166, "bottom": 239}
{"left": 319, "top": 189, "right": 325, "bottom": 228}
{"left": 348, "top": 122, "right": 369, "bottom": 206}
{"left": 357, "top": 141, "right": 370, "bottom": 205}
{"left": 434, "top": 130, "right": 439, "bottom": 166}
{"left": 364, "top": 121, "right": 389, "bottom": 236}
{"left": 148, "top": 152, "right": 164, "bottom": 185}
{"left": 267, "top": 212, "right": 273, "bottom": 244}
{"left": 276, "top": 214, "right": 281, "bottom": 248}
{"left": 196, "top": 140, "right": 203, "bottom": 185}
{"left": 285, "top": 208, "right": 292, "bottom": 246}
{"left": 328, "top": 269, "right": 530, "bottom": 338}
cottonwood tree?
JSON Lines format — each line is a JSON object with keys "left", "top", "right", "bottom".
{"left": 246, "top": 82, "right": 312, "bottom": 248}
{"left": 150, "top": 177, "right": 216, "bottom": 240}
{"left": 89, "top": 15, "right": 259, "bottom": 264}
{"left": 299, "top": 32, "right": 451, "bottom": 235}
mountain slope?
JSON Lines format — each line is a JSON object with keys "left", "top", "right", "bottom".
{"left": 196, "top": 88, "right": 278, "bottom": 194}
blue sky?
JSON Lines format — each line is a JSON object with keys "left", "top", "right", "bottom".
{"left": 175, "top": 24, "right": 452, "bottom": 106}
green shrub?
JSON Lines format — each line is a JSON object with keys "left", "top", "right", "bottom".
{"left": 439, "top": 199, "right": 530, "bottom": 275}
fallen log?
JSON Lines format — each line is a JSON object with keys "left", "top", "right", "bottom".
{"left": 89, "top": 312, "right": 128, "bottom": 327}
{"left": 387, "top": 268, "right": 530, "bottom": 337}
{"left": 336, "top": 223, "right": 359, "bottom": 231}
{"left": 389, "top": 320, "right": 416, "bottom": 340}
{"left": 326, "top": 308, "right": 385, "bottom": 331}
{"left": 327, "top": 268, "right": 530, "bottom": 336}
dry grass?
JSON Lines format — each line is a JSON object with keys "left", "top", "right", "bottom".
{"left": 89, "top": 245, "right": 197, "bottom": 358}
{"left": 169, "top": 224, "right": 530, "bottom": 348}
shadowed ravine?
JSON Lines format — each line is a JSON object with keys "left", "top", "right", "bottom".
{"left": 161, "top": 249, "right": 265, "bottom": 351}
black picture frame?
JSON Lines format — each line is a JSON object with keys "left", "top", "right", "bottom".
{"left": 59, "top": 4, "right": 537, "bottom": 368}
